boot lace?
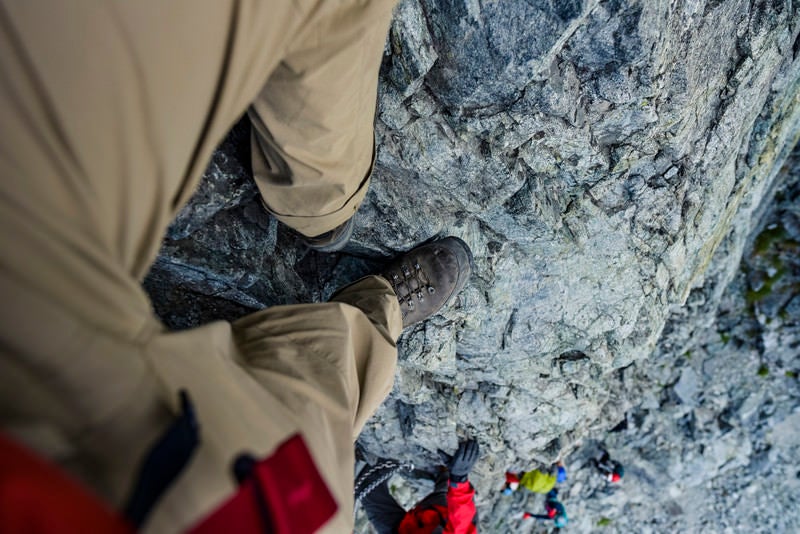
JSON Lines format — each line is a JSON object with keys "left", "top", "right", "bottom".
{"left": 387, "top": 261, "right": 436, "bottom": 319}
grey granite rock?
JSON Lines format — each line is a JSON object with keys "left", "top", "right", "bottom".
{"left": 556, "top": 155, "right": 800, "bottom": 533}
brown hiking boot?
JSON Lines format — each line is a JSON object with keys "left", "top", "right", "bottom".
{"left": 381, "top": 237, "right": 473, "bottom": 327}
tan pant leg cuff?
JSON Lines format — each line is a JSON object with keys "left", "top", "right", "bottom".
{"left": 264, "top": 173, "right": 371, "bottom": 238}
{"left": 329, "top": 275, "right": 403, "bottom": 342}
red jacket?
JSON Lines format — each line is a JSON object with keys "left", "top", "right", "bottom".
{"left": 397, "top": 481, "right": 477, "bottom": 534}
{"left": 0, "top": 432, "right": 335, "bottom": 534}
{"left": 0, "top": 434, "right": 132, "bottom": 534}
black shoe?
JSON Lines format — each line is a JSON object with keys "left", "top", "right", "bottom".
{"left": 381, "top": 236, "right": 473, "bottom": 327}
{"left": 260, "top": 195, "right": 355, "bottom": 252}
{"left": 300, "top": 217, "right": 356, "bottom": 252}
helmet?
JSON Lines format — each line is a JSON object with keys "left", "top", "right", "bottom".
{"left": 505, "top": 472, "right": 520, "bottom": 485}
{"left": 614, "top": 464, "right": 625, "bottom": 478}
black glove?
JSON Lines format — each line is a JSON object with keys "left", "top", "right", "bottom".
{"left": 439, "top": 439, "right": 480, "bottom": 483}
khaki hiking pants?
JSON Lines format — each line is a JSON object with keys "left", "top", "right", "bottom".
{"left": 0, "top": 1, "right": 400, "bottom": 532}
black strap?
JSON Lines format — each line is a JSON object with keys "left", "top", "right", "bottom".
{"left": 232, "top": 453, "right": 274, "bottom": 533}
{"left": 124, "top": 390, "right": 200, "bottom": 528}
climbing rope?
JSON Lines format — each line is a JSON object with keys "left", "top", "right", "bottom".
{"left": 354, "top": 459, "right": 415, "bottom": 503}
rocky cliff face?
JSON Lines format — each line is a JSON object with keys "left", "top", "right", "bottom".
{"left": 483, "top": 146, "right": 800, "bottom": 533}
{"left": 144, "top": 0, "right": 800, "bottom": 531}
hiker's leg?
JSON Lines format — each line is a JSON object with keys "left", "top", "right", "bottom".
{"left": 143, "top": 274, "right": 401, "bottom": 531}
{"left": 361, "top": 481, "right": 408, "bottom": 534}
{"left": 249, "top": 0, "right": 398, "bottom": 237}
{"left": 233, "top": 274, "right": 402, "bottom": 438}
{"left": 0, "top": 0, "right": 280, "bottom": 499}
{"left": 0, "top": 0, "right": 401, "bottom": 530}
{"left": 0, "top": 0, "right": 318, "bottom": 336}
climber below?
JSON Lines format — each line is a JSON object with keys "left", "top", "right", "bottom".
{"left": 592, "top": 449, "right": 625, "bottom": 483}
{"left": 356, "top": 439, "right": 480, "bottom": 534}
{"left": 522, "top": 489, "right": 568, "bottom": 528}
{"left": 503, "top": 460, "right": 567, "bottom": 495}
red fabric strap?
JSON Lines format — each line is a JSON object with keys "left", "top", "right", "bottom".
{"left": 189, "top": 433, "right": 337, "bottom": 534}
{"left": 0, "top": 433, "right": 132, "bottom": 534}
